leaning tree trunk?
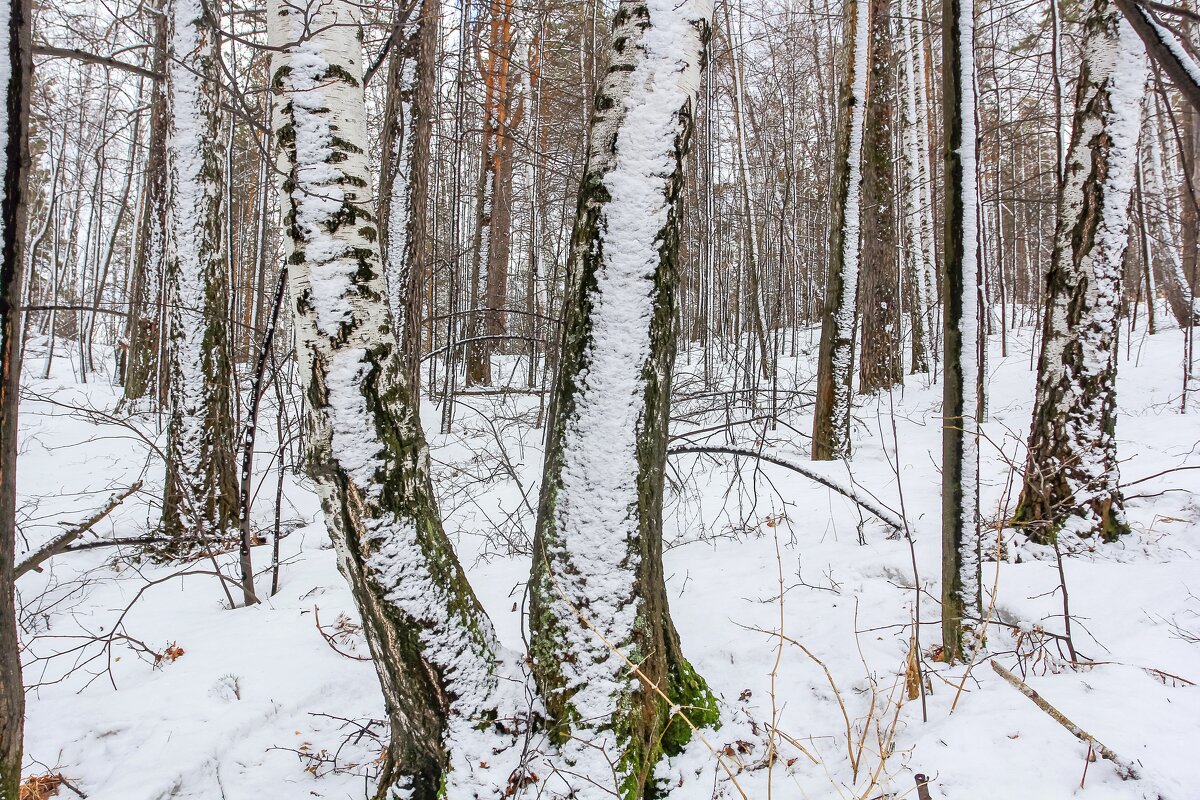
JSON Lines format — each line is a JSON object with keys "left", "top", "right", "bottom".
{"left": 812, "top": 0, "right": 869, "bottom": 460}
{"left": 267, "top": 1, "right": 499, "bottom": 797}
{"left": 160, "top": 0, "right": 239, "bottom": 540}
{"left": 378, "top": 0, "right": 439, "bottom": 404}
{"left": 527, "top": 0, "right": 718, "bottom": 796}
{"left": 1011, "top": 0, "right": 1146, "bottom": 544}
{"left": 857, "top": 0, "right": 902, "bottom": 394}
{"left": 941, "top": 0, "right": 982, "bottom": 664}
{"left": 0, "top": 0, "right": 32, "bottom": 792}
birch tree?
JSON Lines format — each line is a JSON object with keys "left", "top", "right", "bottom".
{"left": 527, "top": 0, "right": 719, "bottom": 795}
{"left": 161, "top": 0, "right": 238, "bottom": 538}
{"left": 941, "top": 0, "right": 982, "bottom": 663}
{"left": 0, "top": 0, "right": 32, "bottom": 790}
{"left": 900, "top": 0, "right": 936, "bottom": 373}
{"left": 812, "top": 0, "right": 869, "bottom": 460}
{"left": 267, "top": 1, "right": 500, "bottom": 796}
{"left": 1011, "top": 0, "right": 1146, "bottom": 543}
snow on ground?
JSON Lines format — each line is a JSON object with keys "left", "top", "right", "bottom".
{"left": 14, "top": 319, "right": 1200, "bottom": 799}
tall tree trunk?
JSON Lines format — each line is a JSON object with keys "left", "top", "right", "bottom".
{"left": 901, "top": 0, "right": 935, "bottom": 373}
{"left": 941, "top": 0, "right": 982, "bottom": 663}
{"left": 858, "top": 0, "right": 902, "bottom": 394}
{"left": 161, "top": 0, "right": 239, "bottom": 538}
{"left": 378, "top": 0, "right": 440, "bottom": 404}
{"left": 528, "top": 0, "right": 719, "bottom": 796}
{"left": 1011, "top": 0, "right": 1146, "bottom": 543}
{"left": 267, "top": 1, "right": 499, "bottom": 796}
{"left": 465, "top": 0, "right": 523, "bottom": 387}
{"left": 0, "top": 0, "right": 32, "bottom": 790}
{"left": 812, "top": 0, "right": 869, "bottom": 460}
{"left": 1141, "top": 92, "right": 1197, "bottom": 327}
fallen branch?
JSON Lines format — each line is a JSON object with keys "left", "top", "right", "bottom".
{"left": 990, "top": 661, "right": 1141, "bottom": 780}
{"left": 668, "top": 445, "right": 904, "bottom": 531}
{"left": 16, "top": 482, "right": 143, "bottom": 578}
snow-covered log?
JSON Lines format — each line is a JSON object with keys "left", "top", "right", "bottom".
{"left": 1012, "top": 0, "right": 1147, "bottom": 543}
{"left": 527, "top": 0, "right": 719, "bottom": 796}
{"left": 267, "top": 1, "right": 499, "bottom": 796}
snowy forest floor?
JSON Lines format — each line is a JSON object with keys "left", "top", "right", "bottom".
{"left": 13, "top": 320, "right": 1200, "bottom": 800}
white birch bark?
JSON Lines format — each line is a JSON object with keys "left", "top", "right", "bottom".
{"left": 267, "top": 2, "right": 502, "bottom": 795}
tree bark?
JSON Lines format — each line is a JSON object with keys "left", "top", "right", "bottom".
{"left": 812, "top": 0, "right": 869, "bottom": 460}
{"left": 0, "top": 0, "right": 33, "bottom": 791}
{"left": 858, "top": 0, "right": 902, "bottom": 394}
{"left": 268, "top": 1, "right": 499, "bottom": 795}
{"left": 528, "top": 0, "right": 719, "bottom": 796}
{"left": 161, "top": 0, "right": 239, "bottom": 539}
{"left": 121, "top": 0, "right": 167, "bottom": 405}
{"left": 1011, "top": 0, "right": 1146, "bottom": 543}
{"left": 378, "top": 0, "right": 439, "bottom": 404}
{"left": 941, "top": 0, "right": 982, "bottom": 663}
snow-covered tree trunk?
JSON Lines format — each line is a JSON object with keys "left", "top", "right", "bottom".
{"left": 378, "top": 0, "right": 440, "bottom": 403}
{"left": 121, "top": 0, "right": 167, "bottom": 405}
{"left": 267, "top": 2, "right": 499, "bottom": 796}
{"left": 941, "top": 0, "right": 982, "bottom": 663}
{"left": 900, "top": 0, "right": 936, "bottom": 373}
{"left": 161, "top": 0, "right": 238, "bottom": 539}
{"left": 1140, "top": 94, "right": 1197, "bottom": 328}
{"left": 527, "top": 0, "right": 718, "bottom": 796}
{"left": 1011, "top": 0, "right": 1146, "bottom": 544}
{"left": 812, "top": 0, "right": 868, "bottom": 460}
{"left": 0, "top": 0, "right": 32, "bottom": 791}
{"left": 857, "top": 0, "right": 902, "bottom": 394}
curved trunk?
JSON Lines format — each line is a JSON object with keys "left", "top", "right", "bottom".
{"left": 1011, "top": 0, "right": 1146, "bottom": 543}
{"left": 528, "top": 0, "right": 718, "bottom": 797}
{"left": 267, "top": 2, "right": 499, "bottom": 796}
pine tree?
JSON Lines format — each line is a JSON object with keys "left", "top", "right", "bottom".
{"left": 1011, "top": 0, "right": 1146, "bottom": 543}
{"left": 527, "top": 0, "right": 719, "bottom": 795}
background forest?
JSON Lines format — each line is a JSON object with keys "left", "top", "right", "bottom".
{"left": 0, "top": 0, "right": 1196, "bottom": 795}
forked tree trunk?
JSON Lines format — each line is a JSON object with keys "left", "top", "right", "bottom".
{"left": 528, "top": 0, "right": 719, "bottom": 796}
{"left": 378, "top": 0, "right": 439, "bottom": 403}
{"left": 812, "top": 0, "right": 868, "bottom": 460}
{"left": 267, "top": 1, "right": 499, "bottom": 796}
{"left": 941, "top": 0, "right": 982, "bottom": 663}
{"left": 1011, "top": 0, "right": 1146, "bottom": 544}
{"left": 161, "top": 0, "right": 239, "bottom": 539}
{"left": 0, "top": 0, "right": 32, "bottom": 792}
{"left": 857, "top": 0, "right": 902, "bottom": 394}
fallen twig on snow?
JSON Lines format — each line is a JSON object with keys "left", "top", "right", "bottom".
{"left": 990, "top": 660, "right": 1141, "bottom": 780}
{"left": 667, "top": 445, "right": 904, "bottom": 532}
{"left": 15, "top": 481, "right": 143, "bottom": 579}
